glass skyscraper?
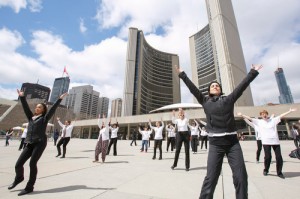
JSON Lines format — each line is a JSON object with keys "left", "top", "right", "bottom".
{"left": 275, "top": 67, "right": 294, "bottom": 104}
{"left": 50, "top": 77, "right": 70, "bottom": 103}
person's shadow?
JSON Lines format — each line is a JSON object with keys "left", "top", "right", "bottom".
{"left": 15, "top": 185, "right": 115, "bottom": 195}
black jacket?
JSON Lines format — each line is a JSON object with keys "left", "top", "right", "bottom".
{"left": 179, "top": 69, "right": 258, "bottom": 134}
{"left": 20, "top": 96, "right": 62, "bottom": 144}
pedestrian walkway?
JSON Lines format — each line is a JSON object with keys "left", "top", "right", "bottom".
{"left": 0, "top": 139, "right": 299, "bottom": 199}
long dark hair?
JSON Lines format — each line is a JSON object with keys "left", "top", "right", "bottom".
{"left": 37, "top": 103, "right": 48, "bottom": 116}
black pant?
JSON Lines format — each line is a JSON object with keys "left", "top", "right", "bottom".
{"left": 130, "top": 139, "right": 137, "bottom": 146}
{"left": 19, "top": 138, "right": 26, "bottom": 150}
{"left": 200, "top": 142, "right": 248, "bottom": 199}
{"left": 256, "top": 140, "right": 262, "bottom": 161}
{"left": 107, "top": 138, "right": 118, "bottom": 155}
{"left": 54, "top": 138, "right": 58, "bottom": 146}
{"left": 57, "top": 137, "right": 70, "bottom": 157}
{"left": 263, "top": 144, "right": 283, "bottom": 175}
{"left": 293, "top": 136, "right": 300, "bottom": 148}
{"left": 166, "top": 137, "right": 175, "bottom": 152}
{"left": 191, "top": 135, "right": 199, "bottom": 152}
{"left": 153, "top": 139, "right": 162, "bottom": 158}
{"left": 14, "top": 141, "right": 47, "bottom": 191}
{"left": 201, "top": 136, "right": 208, "bottom": 149}
{"left": 173, "top": 131, "right": 190, "bottom": 169}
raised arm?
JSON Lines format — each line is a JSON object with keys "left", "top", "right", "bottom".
{"left": 279, "top": 108, "right": 297, "bottom": 119}
{"left": 148, "top": 119, "right": 153, "bottom": 129}
{"left": 194, "top": 119, "right": 199, "bottom": 129}
{"left": 161, "top": 118, "right": 164, "bottom": 128}
{"left": 17, "top": 89, "right": 33, "bottom": 119}
{"left": 198, "top": 119, "right": 207, "bottom": 126}
{"left": 45, "top": 92, "right": 68, "bottom": 121}
{"left": 172, "top": 110, "right": 177, "bottom": 124}
{"left": 56, "top": 117, "right": 64, "bottom": 128}
{"left": 237, "top": 112, "right": 253, "bottom": 121}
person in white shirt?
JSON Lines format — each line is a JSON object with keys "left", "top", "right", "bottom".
{"left": 107, "top": 119, "right": 119, "bottom": 156}
{"left": 188, "top": 119, "right": 199, "bottom": 154}
{"left": 239, "top": 108, "right": 296, "bottom": 179}
{"left": 138, "top": 125, "right": 152, "bottom": 152}
{"left": 291, "top": 123, "right": 300, "bottom": 148}
{"left": 149, "top": 118, "right": 164, "bottom": 160}
{"left": 93, "top": 114, "right": 110, "bottom": 163}
{"left": 18, "top": 128, "right": 27, "bottom": 150}
{"left": 166, "top": 123, "right": 176, "bottom": 152}
{"left": 171, "top": 108, "right": 190, "bottom": 171}
{"left": 56, "top": 117, "right": 74, "bottom": 158}
{"left": 200, "top": 127, "right": 208, "bottom": 150}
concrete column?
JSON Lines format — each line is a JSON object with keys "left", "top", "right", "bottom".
{"left": 127, "top": 124, "right": 131, "bottom": 140}
{"left": 285, "top": 120, "right": 291, "bottom": 138}
{"left": 248, "top": 126, "right": 252, "bottom": 135}
{"left": 88, "top": 126, "right": 92, "bottom": 139}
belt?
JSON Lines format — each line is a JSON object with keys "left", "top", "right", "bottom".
{"left": 208, "top": 132, "right": 237, "bottom": 137}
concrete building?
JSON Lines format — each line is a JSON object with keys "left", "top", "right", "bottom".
{"left": 122, "top": 27, "right": 181, "bottom": 116}
{"left": 49, "top": 76, "right": 70, "bottom": 103}
{"left": 189, "top": 24, "right": 219, "bottom": 98}
{"left": 205, "top": 0, "right": 254, "bottom": 106}
{"left": 275, "top": 67, "right": 294, "bottom": 104}
{"left": 98, "top": 97, "right": 109, "bottom": 118}
{"left": 20, "top": 83, "right": 51, "bottom": 101}
{"left": 111, "top": 98, "right": 122, "bottom": 117}
{"left": 63, "top": 85, "right": 100, "bottom": 119}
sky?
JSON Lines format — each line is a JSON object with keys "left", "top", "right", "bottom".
{"left": 0, "top": 0, "right": 300, "bottom": 107}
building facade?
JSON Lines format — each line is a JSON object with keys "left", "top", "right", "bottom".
{"left": 98, "top": 97, "right": 109, "bottom": 118}
{"left": 49, "top": 76, "right": 70, "bottom": 103}
{"left": 63, "top": 85, "right": 100, "bottom": 119}
{"left": 204, "top": 0, "right": 254, "bottom": 106}
{"left": 275, "top": 67, "right": 294, "bottom": 104}
{"left": 122, "top": 27, "right": 181, "bottom": 116}
{"left": 20, "top": 83, "right": 51, "bottom": 101}
{"left": 111, "top": 98, "right": 122, "bottom": 117}
{"left": 189, "top": 24, "right": 220, "bottom": 97}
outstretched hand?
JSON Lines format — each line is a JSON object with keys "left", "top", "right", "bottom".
{"left": 17, "top": 89, "right": 24, "bottom": 97}
{"left": 59, "top": 92, "right": 68, "bottom": 99}
{"left": 251, "top": 64, "right": 263, "bottom": 71}
{"left": 174, "top": 65, "right": 183, "bottom": 74}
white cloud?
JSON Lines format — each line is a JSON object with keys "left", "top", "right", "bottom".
{"left": 79, "top": 18, "right": 87, "bottom": 34}
{"left": 28, "top": 0, "right": 42, "bottom": 12}
{"left": 0, "top": 0, "right": 26, "bottom": 13}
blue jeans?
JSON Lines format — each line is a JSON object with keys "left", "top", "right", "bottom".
{"left": 141, "top": 140, "right": 148, "bottom": 151}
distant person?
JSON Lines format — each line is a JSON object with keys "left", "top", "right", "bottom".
{"left": 18, "top": 128, "right": 27, "bottom": 150}
{"left": 188, "top": 119, "right": 199, "bottom": 154}
{"left": 291, "top": 123, "right": 300, "bottom": 148}
{"left": 130, "top": 129, "right": 137, "bottom": 146}
{"left": 56, "top": 117, "right": 74, "bottom": 158}
{"left": 8, "top": 89, "right": 67, "bottom": 196}
{"left": 53, "top": 129, "right": 59, "bottom": 146}
{"left": 200, "top": 127, "right": 208, "bottom": 150}
{"left": 138, "top": 125, "right": 152, "bottom": 152}
{"left": 5, "top": 128, "right": 13, "bottom": 146}
{"left": 166, "top": 123, "right": 176, "bottom": 152}
{"left": 149, "top": 118, "right": 164, "bottom": 160}
{"left": 107, "top": 119, "right": 119, "bottom": 156}
{"left": 239, "top": 108, "right": 297, "bottom": 179}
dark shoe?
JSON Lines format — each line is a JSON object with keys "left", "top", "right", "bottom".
{"left": 152, "top": 157, "right": 156, "bottom": 160}
{"left": 56, "top": 154, "right": 61, "bottom": 157}
{"left": 60, "top": 156, "right": 65, "bottom": 158}
{"left": 171, "top": 166, "right": 176, "bottom": 170}
{"left": 159, "top": 157, "right": 162, "bottom": 160}
{"left": 263, "top": 171, "right": 268, "bottom": 176}
{"left": 8, "top": 178, "right": 24, "bottom": 190}
{"left": 18, "top": 189, "right": 33, "bottom": 196}
{"left": 186, "top": 168, "right": 189, "bottom": 171}
{"left": 278, "top": 173, "right": 285, "bottom": 179}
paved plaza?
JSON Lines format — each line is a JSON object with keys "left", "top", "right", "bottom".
{"left": 0, "top": 138, "right": 299, "bottom": 199}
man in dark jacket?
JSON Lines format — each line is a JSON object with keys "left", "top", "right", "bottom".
{"left": 130, "top": 129, "right": 137, "bottom": 146}
{"left": 176, "top": 64, "right": 262, "bottom": 199}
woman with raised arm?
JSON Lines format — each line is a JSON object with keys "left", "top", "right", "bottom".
{"left": 188, "top": 119, "right": 200, "bottom": 154}
{"left": 176, "top": 64, "right": 262, "bottom": 199}
{"left": 171, "top": 109, "right": 190, "bottom": 171}
{"left": 148, "top": 118, "right": 164, "bottom": 160}
{"left": 56, "top": 117, "right": 74, "bottom": 158}
{"left": 8, "top": 89, "right": 67, "bottom": 196}
{"left": 93, "top": 114, "right": 110, "bottom": 163}
{"left": 238, "top": 108, "right": 296, "bottom": 179}
{"left": 107, "top": 118, "right": 119, "bottom": 156}
{"left": 165, "top": 123, "right": 176, "bottom": 152}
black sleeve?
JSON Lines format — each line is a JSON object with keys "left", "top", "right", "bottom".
{"left": 179, "top": 71, "right": 205, "bottom": 104}
{"left": 227, "top": 69, "right": 259, "bottom": 103}
{"left": 20, "top": 96, "right": 33, "bottom": 120}
{"left": 45, "top": 98, "right": 62, "bottom": 121}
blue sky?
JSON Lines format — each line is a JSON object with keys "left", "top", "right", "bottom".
{"left": 0, "top": 0, "right": 300, "bottom": 106}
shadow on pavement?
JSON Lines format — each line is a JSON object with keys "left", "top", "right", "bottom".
{"left": 28, "top": 185, "right": 115, "bottom": 194}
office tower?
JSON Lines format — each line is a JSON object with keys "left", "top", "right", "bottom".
{"left": 63, "top": 85, "right": 100, "bottom": 119}
{"left": 189, "top": 24, "right": 220, "bottom": 97}
{"left": 49, "top": 76, "right": 70, "bottom": 103}
{"left": 122, "top": 27, "right": 181, "bottom": 116}
{"left": 98, "top": 97, "right": 109, "bottom": 118}
{"left": 203, "top": 0, "right": 254, "bottom": 106}
{"left": 275, "top": 67, "right": 294, "bottom": 104}
{"left": 111, "top": 98, "right": 122, "bottom": 117}
{"left": 20, "top": 83, "right": 51, "bottom": 101}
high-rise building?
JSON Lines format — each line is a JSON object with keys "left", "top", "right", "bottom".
{"left": 200, "top": 0, "right": 254, "bottom": 106}
{"left": 189, "top": 24, "right": 219, "bottom": 97}
{"left": 49, "top": 76, "right": 70, "bottom": 103}
{"left": 275, "top": 67, "right": 294, "bottom": 104}
{"left": 111, "top": 98, "right": 122, "bottom": 117}
{"left": 122, "top": 27, "right": 181, "bottom": 116}
{"left": 98, "top": 97, "right": 109, "bottom": 118}
{"left": 20, "top": 83, "right": 50, "bottom": 101}
{"left": 63, "top": 85, "right": 100, "bottom": 119}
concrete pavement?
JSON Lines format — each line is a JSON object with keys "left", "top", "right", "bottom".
{"left": 0, "top": 139, "right": 299, "bottom": 199}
